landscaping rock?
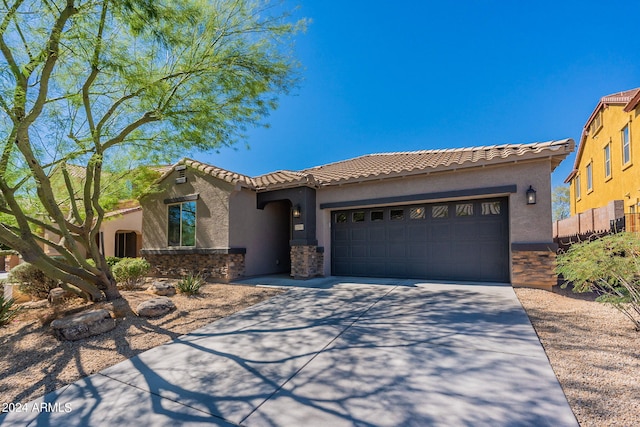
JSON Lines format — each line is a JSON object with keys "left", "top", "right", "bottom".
{"left": 136, "top": 297, "right": 176, "bottom": 318}
{"left": 20, "top": 300, "right": 49, "bottom": 310}
{"left": 146, "top": 282, "right": 176, "bottom": 296}
{"left": 50, "top": 309, "right": 116, "bottom": 341}
{"left": 48, "top": 287, "right": 68, "bottom": 305}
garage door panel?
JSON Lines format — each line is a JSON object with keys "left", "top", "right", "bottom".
{"left": 454, "top": 222, "right": 481, "bottom": 240}
{"left": 431, "top": 224, "right": 452, "bottom": 241}
{"left": 478, "top": 220, "right": 503, "bottom": 235}
{"left": 350, "top": 262, "right": 368, "bottom": 276}
{"left": 367, "top": 262, "right": 387, "bottom": 276}
{"left": 387, "top": 225, "right": 405, "bottom": 241}
{"left": 334, "top": 229, "right": 349, "bottom": 241}
{"left": 407, "top": 223, "right": 427, "bottom": 236}
{"left": 351, "top": 245, "right": 368, "bottom": 258}
{"left": 387, "top": 262, "right": 407, "bottom": 277}
{"left": 388, "top": 243, "right": 406, "bottom": 258}
{"left": 331, "top": 198, "right": 509, "bottom": 282}
{"left": 370, "top": 245, "right": 386, "bottom": 257}
{"left": 351, "top": 229, "right": 367, "bottom": 241}
{"left": 369, "top": 227, "right": 386, "bottom": 241}
{"left": 408, "top": 244, "right": 427, "bottom": 258}
{"left": 334, "top": 245, "right": 350, "bottom": 258}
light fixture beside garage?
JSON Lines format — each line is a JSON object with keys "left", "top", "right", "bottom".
{"left": 526, "top": 186, "right": 537, "bottom": 205}
{"left": 292, "top": 204, "right": 302, "bottom": 218}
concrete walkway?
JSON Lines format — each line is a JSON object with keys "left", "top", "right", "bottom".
{"left": 1, "top": 279, "right": 577, "bottom": 426}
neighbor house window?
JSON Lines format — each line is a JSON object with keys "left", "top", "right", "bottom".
{"left": 591, "top": 109, "right": 602, "bottom": 134}
{"left": 575, "top": 173, "right": 581, "bottom": 200}
{"left": 168, "top": 201, "right": 196, "bottom": 246}
{"left": 586, "top": 162, "right": 593, "bottom": 192}
{"left": 604, "top": 143, "right": 611, "bottom": 178}
{"left": 622, "top": 124, "right": 631, "bottom": 165}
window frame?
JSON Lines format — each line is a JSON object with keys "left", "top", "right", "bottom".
{"left": 167, "top": 201, "right": 197, "bottom": 247}
{"left": 575, "top": 172, "right": 581, "bottom": 200}
{"left": 604, "top": 143, "right": 612, "bottom": 180}
{"left": 622, "top": 123, "right": 631, "bottom": 167}
{"left": 586, "top": 162, "right": 593, "bottom": 193}
{"left": 591, "top": 109, "right": 603, "bottom": 135}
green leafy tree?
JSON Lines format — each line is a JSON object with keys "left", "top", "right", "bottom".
{"left": 556, "top": 232, "right": 640, "bottom": 330}
{"left": 552, "top": 185, "right": 570, "bottom": 222}
{"left": 0, "top": 0, "right": 304, "bottom": 300}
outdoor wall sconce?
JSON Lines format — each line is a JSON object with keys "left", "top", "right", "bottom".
{"left": 292, "top": 204, "right": 302, "bottom": 218}
{"left": 526, "top": 185, "right": 537, "bottom": 205}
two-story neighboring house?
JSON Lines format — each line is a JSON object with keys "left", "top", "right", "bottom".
{"left": 565, "top": 88, "right": 640, "bottom": 217}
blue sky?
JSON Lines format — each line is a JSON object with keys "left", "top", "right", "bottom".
{"left": 199, "top": 0, "right": 640, "bottom": 188}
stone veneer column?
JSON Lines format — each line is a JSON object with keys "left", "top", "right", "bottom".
{"left": 290, "top": 245, "right": 324, "bottom": 279}
{"left": 511, "top": 243, "right": 558, "bottom": 290}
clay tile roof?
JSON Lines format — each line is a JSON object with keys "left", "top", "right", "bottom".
{"left": 104, "top": 205, "right": 142, "bottom": 218}
{"left": 63, "top": 164, "right": 88, "bottom": 179}
{"left": 180, "top": 158, "right": 255, "bottom": 187}
{"left": 253, "top": 170, "right": 314, "bottom": 189}
{"left": 164, "top": 139, "right": 573, "bottom": 191}
{"left": 150, "top": 165, "right": 173, "bottom": 175}
{"left": 302, "top": 139, "right": 573, "bottom": 185}
{"left": 601, "top": 88, "right": 640, "bottom": 104}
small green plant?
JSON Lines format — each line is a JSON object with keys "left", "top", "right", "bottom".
{"left": 556, "top": 232, "right": 640, "bottom": 330}
{"left": 8, "top": 263, "right": 59, "bottom": 299}
{"left": 176, "top": 273, "right": 204, "bottom": 295}
{"left": 105, "top": 256, "right": 122, "bottom": 267}
{"left": 0, "top": 295, "right": 22, "bottom": 327}
{"left": 111, "top": 258, "right": 150, "bottom": 290}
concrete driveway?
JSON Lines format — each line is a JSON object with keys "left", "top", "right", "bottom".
{"left": 1, "top": 278, "right": 577, "bottom": 426}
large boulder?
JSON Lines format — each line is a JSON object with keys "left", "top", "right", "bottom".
{"left": 51, "top": 309, "right": 116, "bottom": 341}
{"left": 136, "top": 297, "right": 176, "bottom": 318}
{"left": 146, "top": 282, "right": 176, "bottom": 296}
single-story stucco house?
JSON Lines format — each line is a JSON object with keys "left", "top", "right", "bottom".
{"left": 140, "top": 138, "right": 574, "bottom": 290}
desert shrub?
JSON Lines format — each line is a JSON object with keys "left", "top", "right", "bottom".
{"left": 8, "top": 263, "right": 59, "bottom": 299}
{"left": 0, "top": 295, "right": 22, "bottom": 327}
{"left": 111, "top": 258, "right": 150, "bottom": 290}
{"left": 556, "top": 232, "right": 640, "bottom": 330}
{"left": 105, "top": 256, "right": 122, "bottom": 267}
{"left": 176, "top": 273, "right": 204, "bottom": 295}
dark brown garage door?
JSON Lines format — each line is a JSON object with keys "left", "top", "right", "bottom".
{"left": 331, "top": 198, "right": 509, "bottom": 282}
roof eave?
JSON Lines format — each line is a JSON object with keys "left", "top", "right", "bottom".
{"left": 624, "top": 90, "right": 640, "bottom": 112}
{"left": 316, "top": 140, "right": 574, "bottom": 187}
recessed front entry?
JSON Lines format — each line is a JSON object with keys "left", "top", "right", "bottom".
{"left": 331, "top": 198, "right": 509, "bottom": 282}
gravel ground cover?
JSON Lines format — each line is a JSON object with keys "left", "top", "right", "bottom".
{"left": 0, "top": 282, "right": 282, "bottom": 405}
{"left": 515, "top": 286, "right": 639, "bottom": 427}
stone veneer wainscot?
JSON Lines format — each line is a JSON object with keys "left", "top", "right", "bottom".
{"left": 140, "top": 248, "right": 246, "bottom": 282}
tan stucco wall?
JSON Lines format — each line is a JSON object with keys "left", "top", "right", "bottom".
{"left": 142, "top": 168, "right": 233, "bottom": 250}
{"left": 100, "top": 210, "right": 142, "bottom": 257}
{"left": 229, "top": 189, "right": 291, "bottom": 276}
{"left": 315, "top": 159, "right": 554, "bottom": 276}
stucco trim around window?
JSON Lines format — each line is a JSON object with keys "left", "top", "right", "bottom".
{"left": 163, "top": 193, "right": 199, "bottom": 204}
